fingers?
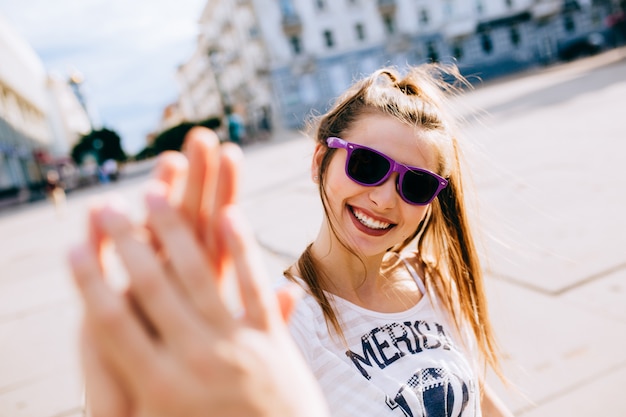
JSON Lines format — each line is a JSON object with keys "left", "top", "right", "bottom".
{"left": 202, "top": 142, "right": 244, "bottom": 277}
{"left": 180, "top": 127, "right": 220, "bottom": 227}
{"left": 68, "top": 242, "right": 159, "bottom": 392}
{"left": 220, "top": 206, "right": 280, "bottom": 329}
{"left": 149, "top": 152, "right": 189, "bottom": 253}
{"left": 214, "top": 142, "right": 243, "bottom": 211}
{"left": 145, "top": 182, "right": 233, "bottom": 326}
{"left": 80, "top": 325, "right": 131, "bottom": 417}
{"left": 89, "top": 200, "right": 199, "bottom": 342}
{"left": 153, "top": 151, "right": 188, "bottom": 204}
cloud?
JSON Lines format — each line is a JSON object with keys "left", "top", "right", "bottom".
{"left": 0, "top": 0, "right": 205, "bottom": 154}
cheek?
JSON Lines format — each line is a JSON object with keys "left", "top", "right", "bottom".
{"left": 324, "top": 159, "right": 358, "bottom": 203}
{"left": 402, "top": 206, "right": 429, "bottom": 234}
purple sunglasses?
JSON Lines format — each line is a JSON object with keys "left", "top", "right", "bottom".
{"left": 326, "top": 137, "right": 448, "bottom": 205}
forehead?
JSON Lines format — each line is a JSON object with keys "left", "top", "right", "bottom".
{"left": 341, "top": 113, "right": 439, "bottom": 171}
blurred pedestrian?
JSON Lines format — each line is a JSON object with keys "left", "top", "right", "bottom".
{"left": 44, "top": 170, "right": 66, "bottom": 217}
{"left": 258, "top": 105, "right": 272, "bottom": 141}
{"left": 225, "top": 105, "right": 246, "bottom": 145}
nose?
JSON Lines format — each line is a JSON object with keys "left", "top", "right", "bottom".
{"left": 368, "top": 173, "right": 399, "bottom": 209}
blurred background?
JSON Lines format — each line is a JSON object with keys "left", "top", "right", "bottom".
{"left": 0, "top": 0, "right": 625, "bottom": 416}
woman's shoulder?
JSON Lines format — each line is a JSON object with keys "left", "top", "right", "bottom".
{"left": 397, "top": 251, "right": 424, "bottom": 273}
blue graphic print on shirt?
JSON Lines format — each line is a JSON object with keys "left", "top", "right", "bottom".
{"left": 345, "top": 320, "right": 473, "bottom": 417}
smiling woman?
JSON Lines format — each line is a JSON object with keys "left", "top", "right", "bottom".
{"left": 71, "top": 63, "right": 515, "bottom": 417}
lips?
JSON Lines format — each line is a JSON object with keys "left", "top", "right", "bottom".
{"left": 348, "top": 206, "right": 395, "bottom": 234}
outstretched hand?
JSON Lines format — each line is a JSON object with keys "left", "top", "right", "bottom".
{"left": 70, "top": 128, "right": 328, "bottom": 417}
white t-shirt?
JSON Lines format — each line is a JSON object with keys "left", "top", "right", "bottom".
{"left": 284, "top": 262, "right": 482, "bottom": 417}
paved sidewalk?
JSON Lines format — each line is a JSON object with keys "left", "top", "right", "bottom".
{"left": 244, "top": 48, "right": 626, "bottom": 417}
{"left": 0, "top": 48, "right": 624, "bottom": 416}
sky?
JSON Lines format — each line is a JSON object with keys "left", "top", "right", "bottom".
{"left": 0, "top": 0, "right": 206, "bottom": 154}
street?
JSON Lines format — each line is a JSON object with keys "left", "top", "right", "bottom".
{"left": 1, "top": 47, "right": 625, "bottom": 417}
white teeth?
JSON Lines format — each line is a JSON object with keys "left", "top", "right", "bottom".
{"left": 352, "top": 208, "right": 391, "bottom": 230}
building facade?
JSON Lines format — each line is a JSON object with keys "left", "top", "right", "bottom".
{"left": 180, "top": 0, "right": 612, "bottom": 132}
{"left": 176, "top": 0, "right": 274, "bottom": 141}
{"left": 0, "top": 14, "right": 90, "bottom": 204}
{"left": 0, "top": 14, "right": 53, "bottom": 202}
{"left": 256, "top": 0, "right": 610, "bottom": 128}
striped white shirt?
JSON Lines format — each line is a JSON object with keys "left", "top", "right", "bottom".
{"left": 284, "top": 263, "right": 481, "bottom": 417}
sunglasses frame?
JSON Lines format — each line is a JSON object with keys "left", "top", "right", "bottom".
{"left": 326, "top": 137, "right": 448, "bottom": 205}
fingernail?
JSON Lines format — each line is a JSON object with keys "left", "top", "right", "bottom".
{"left": 145, "top": 182, "right": 169, "bottom": 210}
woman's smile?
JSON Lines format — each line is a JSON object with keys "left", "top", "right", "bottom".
{"left": 347, "top": 205, "right": 396, "bottom": 236}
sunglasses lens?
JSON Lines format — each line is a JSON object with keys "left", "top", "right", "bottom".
{"left": 347, "top": 148, "right": 390, "bottom": 185}
{"left": 401, "top": 170, "right": 440, "bottom": 204}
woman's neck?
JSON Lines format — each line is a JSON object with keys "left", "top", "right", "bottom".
{"left": 308, "top": 224, "right": 412, "bottom": 306}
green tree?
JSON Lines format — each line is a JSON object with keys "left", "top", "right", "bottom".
{"left": 71, "top": 127, "right": 127, "bottom": 165}
{"left": 134, "top": 117, "right": 221, "bottom": 160}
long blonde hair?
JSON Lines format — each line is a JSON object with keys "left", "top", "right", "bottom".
{"left": 285, "top": 64, "right": 501, "bottom": 377}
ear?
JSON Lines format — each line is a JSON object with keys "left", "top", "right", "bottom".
{"left": 311, "top": 143, "right": 325, "bottom": 183}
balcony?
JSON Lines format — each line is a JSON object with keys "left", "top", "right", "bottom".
{"left": 282, "top": 13, "right": 302, "bottom": 36}
{"left": 377, "top": 0, "right": 397, "bottom": 15}
{"left": 443, "top": 19, "right": 475, "bottom": 39}
{"left": 532, "top": 0, "right": 561, "bottom": 19}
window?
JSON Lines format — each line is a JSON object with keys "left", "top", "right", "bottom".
{"left": 383, "top": 14, "right": 395, "bottom": 35}
{"left": 510, "top": 26, "right": 521, "bottom": 47}
{"left": 316, "top": 0, "right": 326, "bottom": 10}
{"left": 419, "top": 9, "right": 429, "bottom": 25}
{"left": 452, "top": 42, "right": 463, "bottom": 60}
{"left": 426, "top": 41, "right": 439, "bottom": 62}
{"left": 249, "top": 26, "right": 260, "bottom": 39}
{"left": 563, "top": 14, "right": 575, "bottom": 33}
{"left": 290, "top": 36, "right": 302, "bottom": 54}
{"left": 505, "top": 0, "right": 513, "bottom": 8}
{"left": 279, "top": 0, "right": 295, "bottom": 15}
{"left": 323, "top": 30, "right": 335, "bottom": 48}
{"left": 481, "top": 32, "right": 493, "bottom": 54}
{"left": 591, "top": 10, "right": 601, "bottom": 25}
{"left": 476, "top": 0, "right": 484, "bottom": 14}
{"left": 355, "top": 23, "right": 366, "bottom": 41}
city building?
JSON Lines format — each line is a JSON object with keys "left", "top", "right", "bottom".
{"left": 180, "top": 0, "right": 612, "bottom": 132}
{"left": 176, "top": 0, "right": 274, "bottom": 142}
{"left": 0, "top": 13, "right": 53, "bottom": 203}
{"left": 258, "top": 0, "right": 611, "bottom": 128}
{"left": 0, "top": 14, "right": 91, "bottom": 204}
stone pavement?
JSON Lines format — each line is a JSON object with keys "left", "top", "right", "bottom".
{"left": 242, "top": 47, "right": 626, "bottom": 417}
{"left": 0, "top": 47, "right": 625, "bottom": 416}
